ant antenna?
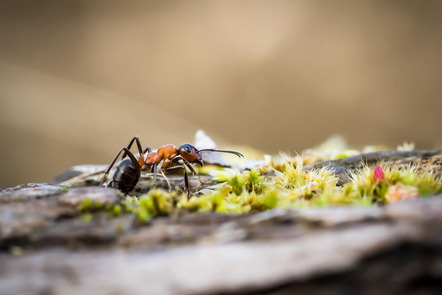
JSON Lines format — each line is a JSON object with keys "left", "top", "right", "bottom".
{"left": 198, "top": 149, "right": 244, "bottom": 158}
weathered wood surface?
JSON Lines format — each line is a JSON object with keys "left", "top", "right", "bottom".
{"left": 0, "top": 151, "right": 441, "bottom": 295}
{"left": 308, "top": 150, "right": 441, "bottom": 169}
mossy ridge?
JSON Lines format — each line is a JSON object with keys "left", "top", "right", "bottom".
{"left": 83, "top": 159, "right": 441, "bottom": 222}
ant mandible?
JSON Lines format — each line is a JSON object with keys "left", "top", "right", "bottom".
{"left": 99, "top": 136, "right": 244, "bottom": 197}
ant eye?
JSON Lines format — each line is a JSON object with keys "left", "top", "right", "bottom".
{"left": 179, "top": 143, "right": 196, "bottom": 155}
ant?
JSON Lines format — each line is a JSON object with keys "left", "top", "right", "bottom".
{"left": 100, "top": 136, "right": 244, "bottom": 197}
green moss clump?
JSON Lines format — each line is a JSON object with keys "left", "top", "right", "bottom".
{"left": 76, "top": 198, "right": 105, "bottom": 212}
{"left": 194, "top": 160, "right": 441, "bottom": 211}
{"left": 86, "top": 154, "right": 441, "bottom": 221}
{"left": 10, "top": 245, "right": 23, "bottom": 256}
{"left": 341, "top": 165, "right": 442, "bottom": 204}
{"left": 80, "top": 213, "right": 93, "bottom": 223}
{"left": 110, "top": 204, "right": 122, "bottom": 216}
{"left": 122, "top": 189, "right": 180, "bottom": 221}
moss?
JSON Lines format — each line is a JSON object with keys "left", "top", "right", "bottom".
{"left": 121, "top": 189, "right": 180, "bottom": 221}
{"left": 80, "top": 213, "right": 92, "bottom": 223}
{"left": 339, "top": 164, "right": 441, "bottom": 204}
{"left": 206, "top": 160, "right": 440, "bottom": 209}
{"left": 227, "top": 175, "right": 246, "bottom": 196}
{"left": 10, "top": 245, "right": 23, "bottom": 256}
{"left": 114, "top": 223, "right": 125, "bottom": 233}
{"left": 76, "top": 198, "right": 105, "bottom": 212}
{"left": 95, "top": 151, "right": 441, "bottom": 221}
{"left": 112, "top": 204, "right": 122, "bottom": 216}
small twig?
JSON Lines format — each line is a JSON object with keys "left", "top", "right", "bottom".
{"left": 59, "top": 169, "right": 106, "bottom": 187}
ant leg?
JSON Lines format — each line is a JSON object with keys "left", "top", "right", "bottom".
{"left": 163, "top": 164, "right": 191, "bottom": 197}
{"left": 153, "top": 157, "right": 173, "bottom": 188}
{"left": 181, "top": 158, "right": 203, "bottom": 184}
{"left": 143, "top": 146, "right": 152, "bottom": 154}
{"left": 183, "top": 165, "right": 190, "bottom": 199}
{"left": 163, "top": 165, "right": 183, "bottom": 172}
{"left": 142, "top": 166, "right": 171, "bottom": 192}
{"left": 152, "top": 163, "right": 158, "bottom": 188}
{"left": 100, "top": 147, "right": 140, "bottom": 186}
{"left": 170, "top": 156, "right": 203, "bottom": 184}
{"left": 121, "top": 136, "right": 145, "bottom": 162}
{"left": 159, "top": 170, "right": 172, "bottom": 192}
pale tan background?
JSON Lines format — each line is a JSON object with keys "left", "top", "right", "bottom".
{"left": 0, "top": 0, "right": 441, "bottom": 187}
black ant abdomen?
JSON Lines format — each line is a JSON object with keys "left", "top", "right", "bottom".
{"left": 111, "top": 158, "right": 141, "bottom": 194}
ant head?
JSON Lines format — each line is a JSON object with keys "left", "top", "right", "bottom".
{"left": 179, "top": 143, "right": 203, "bottom": 166}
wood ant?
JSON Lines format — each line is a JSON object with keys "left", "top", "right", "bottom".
{"left": 100, "top": 136, "right": 244, "bottom": 197}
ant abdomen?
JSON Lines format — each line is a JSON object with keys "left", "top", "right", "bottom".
{"left": 111, "top": 158, "right": 141, "bottom": 194}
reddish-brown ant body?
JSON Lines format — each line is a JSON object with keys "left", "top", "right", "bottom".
{"left": 100, "top": 136, "right": 244, "bottom": 196}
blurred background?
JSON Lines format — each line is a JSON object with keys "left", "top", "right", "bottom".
{"left": 0, "top": 0, "right": 441, "bottom": 187}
